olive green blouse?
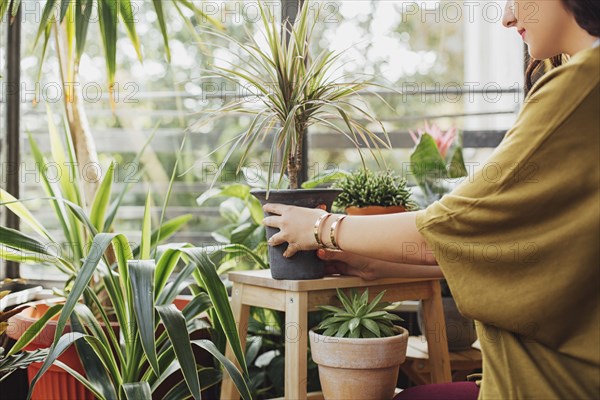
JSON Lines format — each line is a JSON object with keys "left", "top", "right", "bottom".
{"left": 415, "top": 46, "right": 600, "bottom": 399}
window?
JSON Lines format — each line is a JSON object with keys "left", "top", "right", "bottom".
{"left": 2, "top": 0, "right": 524, "bottom": 282}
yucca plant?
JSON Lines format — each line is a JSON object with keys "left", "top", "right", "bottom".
{"left": 0, "top": 107, "right": 191, "bottom": 305}
{"left": 0, "top": 116, "right": 251, "bottom": 397}
{"left": 317, "top": 289, "right": 402, "bottom": 339}
{"left": 197, "top": 0, "right": 390, "bottom": 190}
{"left": 3, "top": 192, "right": 252, "bottom": 399}
{"left": 0, "top": 0, "right": 221, "bottom": 202}
{"left": 334, "top": 169, "right": 418, "bottom": 210}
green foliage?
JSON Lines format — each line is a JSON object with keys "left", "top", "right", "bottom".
{"left": 1, "top": 0, "right": 221, "bottom": 89}
{"left": 3, "top": 195, "right": 251, "bottom": 400}
{"left": 244, "top": 309, "right": 322, "bottom": 399}
{"left": 334, "top": 169, "right": 417, "bottom": 210}
{"left": 0, "top": 110, "right": 190, "bottom": 300}
{"left": 300, "top": 169, "right": 350, "bottom": 189}
{"left": 410, "top": 130, "right": 468, "bottom": 206}
{"left": 0, "top": 286, "right": 41, "bottom": 382}
{"left": 317, "top": 289, "right": 403, "bottom": 339}
{"left": 197, "top": 181, "right": 269, "bottom": 274}
{"left": 0, "top": 348, "right": 48, "bottom": 382}
{"left": 197, "top": 0, "right": 390, "bottom": 190}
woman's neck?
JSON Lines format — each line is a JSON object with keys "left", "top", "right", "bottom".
{"left": 563, "top": 29, "right": 598, "bottom": 56}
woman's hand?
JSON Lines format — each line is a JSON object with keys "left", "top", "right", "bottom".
{"left": 318, "top": 249, "right": 378, "bottom": 280}
{"left": 262, "top": 203, "right": 327, "bottom": 257}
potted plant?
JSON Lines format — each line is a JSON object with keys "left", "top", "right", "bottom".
{"left": 0, "top": 281, "right": 47, "bottom": 397}
{"left": 0, "top": 289, "right": 48, "bottom": 384}
{"left": 409, "top": 122, "right": 476, "bottom": 351}
{"left": 334, "top": 169, "right": 417, "bottom": 216}
{"left": 5, "top": 193, "right": 252, "bottom": 400}
{"left": 309, "top": 288, "right": 408, "bottom": 400}
{"left": 199, "top": 1, "right": 390, "bottom": 280}
{"left": 409, "top": 121, "right": 468, "bottom": 207}
{"left": 0, "top": 112, "right": 198, "bottom": 398}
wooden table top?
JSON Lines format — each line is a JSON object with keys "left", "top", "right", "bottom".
{"left": 228, "top": 269, "right": 439, "bottom": 292}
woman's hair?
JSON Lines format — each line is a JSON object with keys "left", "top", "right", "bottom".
{"left": 525, "top": 0, "right": 600, "bottom": 91}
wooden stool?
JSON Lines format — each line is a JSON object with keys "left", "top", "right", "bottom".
{"left": 400, "top": 336, "right": 482, "bottom": 386}
{"left": 220, "top": 270, "right": 452, "bottom": 400}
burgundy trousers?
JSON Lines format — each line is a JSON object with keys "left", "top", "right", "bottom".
{"left": 393, "top": 382, "right": 480, "bottom": 400}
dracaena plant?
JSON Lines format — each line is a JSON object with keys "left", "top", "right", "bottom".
{"left": 333, "top": 169, "right": 418, "bottom": 210}
{"left": 409, "top": 121, "right": 468, "bottom": 206}
{"left": 317, "top": 289, "right": 402, "bottom": 339}
{"left": 196, "top": 0, "right": 390, "bottom": 191}
{"left": 4, "top": 192, "right": 252, "bottom": 400}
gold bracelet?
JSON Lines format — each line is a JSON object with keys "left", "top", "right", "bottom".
{"left": 329, "top": 215, "right": 347, "bottom": 251}
{"left": 313, "top": 213, "right": 331, "bottom": 248}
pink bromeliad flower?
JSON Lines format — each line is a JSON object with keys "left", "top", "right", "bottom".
{"left": 409, "top": 121, "right": 457, "bottom": 158}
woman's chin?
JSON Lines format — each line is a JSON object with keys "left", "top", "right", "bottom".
{"left": 527, "top": 44, "right": 562, "bottom": 61}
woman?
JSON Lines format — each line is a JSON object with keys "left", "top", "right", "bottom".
{"left": 262, "top": 0, "right": 600, "bottom": 398}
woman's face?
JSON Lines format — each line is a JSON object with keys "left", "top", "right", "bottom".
{"left": 503, "top": 0, "right": 574, "bottom": 59}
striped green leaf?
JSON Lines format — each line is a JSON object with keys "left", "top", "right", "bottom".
{"left": 97, "top": 0, "right": 118, "bottom": 89}
{"left": 51, "top": 233, "right": 131, "bottom": 345}
{"left": 192, "top": 339, "right": 252, "bottom": 400}
{"left": 123, "top": 382, "right": 152, "bottom": 400}
{"left": 129, "top": 260, "right": 160, "bottom": 377}
{"left": 140, "top": 192, "right": 153, "bottom": 260}
{"left": 0, "top": 189, "right": 52, "bottom": 241}
{"left": 8, "top": 304, "right": 63, "bottom": 356}
{"left": 74, "top": 0, "right": 93, "bottom": 60}
{"left": 151, "top": 0, "right": 171, "bottom": 62}
{"left": 184, "top": 248, "right": 248, "bottom": 376}
{"left": 90, "top": 162, "right": 115, "bottom": 232}
{"left": 156, "top": 304, "right": 201, "bottom": 400}
{"left": 27, "top": 332, "right": 88, "bottom": 400}
{"left": 119, "top": 0, "right": 142, "bottom": 60}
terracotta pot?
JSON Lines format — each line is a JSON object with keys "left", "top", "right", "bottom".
{"left": 7, "top": 299, "right": 111, "bottom": 400}
{"left": 7, "top": 296, "right": 194, "bottom": 400}
{"left": 309, "top": 327, "right": 409, "bottom": 400}
{"left": 345, "top": 205, "right": 406, "bottom": 216}
{"left": 251, "top": 189, "right": 341, "bottom": 280}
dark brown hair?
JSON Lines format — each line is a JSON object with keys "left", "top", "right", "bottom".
{"left": 525, "top": 0, "right": 600, "bottom": 91}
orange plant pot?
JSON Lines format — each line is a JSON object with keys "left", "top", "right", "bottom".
{"left": 7, "top": 297, "right": 193, "bottom": 400}
{"left": 345, "top": 205, "right": 406, "bottom": 216}
{"left": 7, "top": 300, "right": 97, "bottom": 400}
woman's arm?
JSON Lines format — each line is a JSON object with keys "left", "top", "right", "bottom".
{"left": 263, "top": 204, "right": 437, "bottom": 265}
{"left": 319, "top": 249, "right": 443, "bottom": 280}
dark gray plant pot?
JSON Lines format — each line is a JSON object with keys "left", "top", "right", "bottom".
{"left": 418, "top": 297, "right": 477, "bottom": 352}
{"left": 251, "top": 189, "right": 341, "bottom": 280}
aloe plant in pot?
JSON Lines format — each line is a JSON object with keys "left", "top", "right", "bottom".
{"left": 310, "top": 289, "right": 408, "bottom": 400}
{"left": 197, "top": 0, "right": 390, "bottom": 280}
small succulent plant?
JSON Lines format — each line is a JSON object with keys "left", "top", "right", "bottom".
{"left": 333, "top": 170, "right": 418, "bottom": 210}
{"left": 317, "top": 289, "right": 403, "bottom": 338}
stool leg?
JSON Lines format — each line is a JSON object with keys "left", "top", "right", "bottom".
{"left": 285, "top": 291, "right": 308, "bottom": 400}
{"left": 421, "top": 281, "right": 452, "bottom": 384}
{"left": 221, "top": 282, "right": 250, "bottom": 400}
